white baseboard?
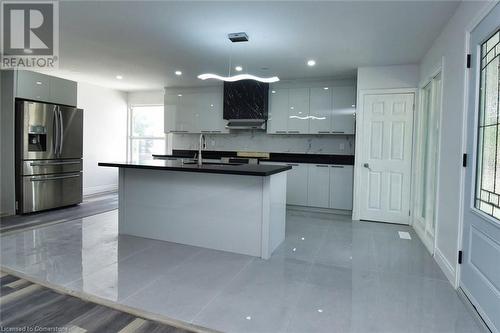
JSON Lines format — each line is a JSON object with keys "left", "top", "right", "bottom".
{"left": 287, "top": 205, "right": 352, "bottom": 216}
{"left": 413, "top": 222, "right": 434, "bottom": 255}
{"left": 434, "top": 247, "right": 457, "bottom": 287}
{"left": 83, "top": 184, "right": 118, "bottom": 197}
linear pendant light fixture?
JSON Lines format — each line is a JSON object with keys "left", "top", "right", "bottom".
{"left": 198, "top": 73, "right": 279, "bottom": 83}
{"left": 198, "top": 32, "right": 279, "bottom": 83}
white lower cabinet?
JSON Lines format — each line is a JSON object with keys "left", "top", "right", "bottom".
{"left": 261, "top": 161, "right": 353, "bottom": 210}
{"left": 329, "top": 165, "right": 354, "bottom": 210}
{"left": 307, "top": 164, "right": 330, "bottom": 208}
{"left": 286, "top": 163, "right": 309, "bottom": 205}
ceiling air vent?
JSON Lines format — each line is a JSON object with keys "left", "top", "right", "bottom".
{"left": 228, "top": 32, "right": 249, "bottom": 43}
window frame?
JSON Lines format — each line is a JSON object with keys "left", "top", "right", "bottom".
{"left": 127, "top": 104, "right": 166, "bottom": 160}
{"left": 473, "top": 29, "right": 500, "bottom": 220}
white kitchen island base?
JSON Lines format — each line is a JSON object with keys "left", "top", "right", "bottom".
{"left": 118, "top": 168, "right": 287, "bottom": 259}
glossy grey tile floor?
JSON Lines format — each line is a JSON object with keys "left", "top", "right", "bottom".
{"left": 0, "top": 210, "right": 484, "bottom": 333}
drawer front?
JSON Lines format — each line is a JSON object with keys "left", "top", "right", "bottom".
{"left": 21, "top": 172, "right": 82, "bottom": 213}
{"left": 22, "top": 159, "right": 82, "bottom": 176}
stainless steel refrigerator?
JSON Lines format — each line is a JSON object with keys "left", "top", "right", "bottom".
{"left": 15, "top": 100, "right": 83, "bottom": 214}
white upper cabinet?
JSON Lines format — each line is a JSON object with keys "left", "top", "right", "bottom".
{"left": 16, "top": 71, "right": 77, "bottom": 106}
{"left": 332, "top": 86, "right": 356, "bottom": 134}
{"left": 164, "top": 86, "right": 227, "bottom": 134}
{"left": 16, "top": 71, "right": 50, "bottom": 102}
{"left": 199, "top": 88, "right": 228, "bottom": 133}
{"left": 164, "top": 93, "right": 179, "bottom": 133}
{"left": 267, "top": 81, "right": 356, "bottom": 135}
{"left": 309, "top": 87, "right": 332, "bottom": 134}
{"left": 287, "top": 88, "right": 310, "bottom": 134}
{"left": 267, "top": 89, "right": 289, "bottom": 134}
{"left": 49, "top": 76, "right": 78, "bottom": 106}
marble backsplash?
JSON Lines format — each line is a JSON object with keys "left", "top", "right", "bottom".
{"left": 172, "top": 132, "right": 355, "bottom": 155}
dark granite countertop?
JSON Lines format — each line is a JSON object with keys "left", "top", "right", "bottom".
{"left": 98, "top": 160, "right": 291, "bottom": 176}
{"left": 152, "top": 150, "right": 354, "bottom": 165}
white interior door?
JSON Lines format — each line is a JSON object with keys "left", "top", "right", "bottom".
{"left": 359, "top": 93, "right": 414, "bottom": 224}
{"left": 461, "top": 4, "right": 500, "bottom": 333}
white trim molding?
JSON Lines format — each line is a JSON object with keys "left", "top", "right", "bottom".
{"left": 434, "top": 247, "right": 457, "bottom": 285}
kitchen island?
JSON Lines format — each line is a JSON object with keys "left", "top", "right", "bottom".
{"left": 99, "top": 160, "right": 291, "bottom": 259}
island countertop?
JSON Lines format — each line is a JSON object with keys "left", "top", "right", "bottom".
{"left": 98, "top": 160, "right": 292, "bottom": 176}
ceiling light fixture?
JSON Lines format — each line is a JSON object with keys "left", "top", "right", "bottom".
{"left": 198, "top": 32, "right": 279, "bottom": 83}
{"left": 116, "top": 75, "right": 123, "bottom": 80}
{"left": 307, "top": 59, "right": 316, "bottom": 67}
{"left": 175, "top": 71, "right": 182, "bottom": 76}
{"left": 198, "top": 73, "right": 279, "bottom": 83}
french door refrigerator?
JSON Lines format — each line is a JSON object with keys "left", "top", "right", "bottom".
{"left": 15, "top": 100, "right": 83, "bottom": 214}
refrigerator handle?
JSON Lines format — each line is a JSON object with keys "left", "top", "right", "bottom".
{"left": 58, "top": 106, "right": 64, "bottom": 156}
{"left": 53, "top": 105, "right": 60, "bottom": 156}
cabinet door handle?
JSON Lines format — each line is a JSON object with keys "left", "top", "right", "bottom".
{"left": 318, "top": 131, "right": 330, "bottom": 134}
{"left": 331, "top": 131, "right": 345, "bottom": 134}
{"left": 211, "top": 130, "right": 222, "bottom": 133}
{"left": 276, "top": 131, "right": 287, "bottom": 134}
{"left": 288, "top": 131, "right": 300, "bottom": 134}
{"left": 330, "top": 165, "right": 344, "bottom": 168}
{"left": 315, "top": 164, "right": 328, "bottom": 167}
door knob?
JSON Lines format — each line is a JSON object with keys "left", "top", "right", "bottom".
{"left": 363, "top": 163, "right": 372, "bottom": 171}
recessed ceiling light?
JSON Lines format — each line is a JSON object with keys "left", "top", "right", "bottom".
{"left": 116, "top": 75, "right": 123, "bottom": 80}
{"left": 175, "top": 71, "right": 182, "bottom": 76}
{"left": 323, "top": 87, "right": 329, "bottom": 90}
{"left": 23, "top": 49, "right": 33, "bottom": 54}
{"left": 292, "top": 247, "right": 297, "bottom": 252}
{"left": 301, "top": 237, "right": 305, "bottom": 240}
{"left": 271, "top": 90, "right": 276, "bottom": 94}
{"left": 307, "top": 59, "right": 316, "bottom": 67}
{"left": 35, "top": 81, "right": 42, "bottom": 85}
{"left": 245, "top": 316, "right": 252, "bottom": 320}
{"left": 235, "top": 66, "right": 243, "bottom": 72}
{"left": 177, "top": 94, "right": 182, "bottom": 97}
{"left": 317, "top": 309, "right": 323, "bottom": 313}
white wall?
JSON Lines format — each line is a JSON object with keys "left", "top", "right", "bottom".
{"left": 78, "top": 82, "right": 127, "bottom": 196}
{"left": 128, "top": 90, "right": 164, "bottom": 106}
{"left": 418, "top": 1, "right": 494, "bottom": 286}
{"left": 173, "top": 132, "right": 355, "bottom": 155}
{"left": 357, "top": 65, "right": 419, "bottom": 90}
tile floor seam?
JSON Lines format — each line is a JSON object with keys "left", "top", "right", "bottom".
{"left": 118, "top": 247, "right": 205, "bottom": 304}
{"left": 282, "top": 260, "right": 315, "bottom": 333}
{"left": 61, "top": 240, "right": 156, "bottom": 289}
{"left": 189, "top": 256, "right": 256, "bottom": 324}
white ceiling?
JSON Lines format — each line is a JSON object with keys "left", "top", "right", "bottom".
{"left": 47, "top": 1, "right": 460, "bottom": 91}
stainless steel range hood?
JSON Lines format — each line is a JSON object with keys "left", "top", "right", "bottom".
{"left": 225, "top": 119, "right": 266, "bottom": 130}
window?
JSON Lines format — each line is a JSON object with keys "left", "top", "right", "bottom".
{"left": 128, "top": 105, "right": 165, "bottom": 161}
{"left": 475, "top": 30, "right": 500, "bottom": 219}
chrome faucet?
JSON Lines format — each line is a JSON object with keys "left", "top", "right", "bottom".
{"left": 198, "top": 133, "right": 206, "bottom": 166}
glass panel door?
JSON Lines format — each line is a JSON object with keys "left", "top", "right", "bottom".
{"left": 414, "top": 73, "right": 442, "bottom": 251}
